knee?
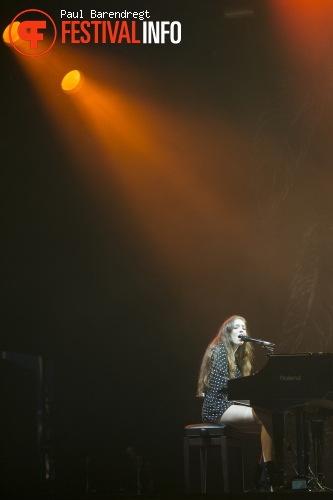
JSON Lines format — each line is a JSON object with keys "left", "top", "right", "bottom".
{"left": 252, "top": 409, "right": 263, "bottom": 425}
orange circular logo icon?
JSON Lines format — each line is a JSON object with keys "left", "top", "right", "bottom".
{"left": 9, "top": 9, "right": 57, "bottom": 57}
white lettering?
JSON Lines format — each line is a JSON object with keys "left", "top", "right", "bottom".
{"left": 170, "top": 21, "right": 181, "bottom": 44}
{"left": 161, "top": 22, "right": 169, "bottom": 44}
{"left": 60, "top": 10, "right": 83, "bottom": 19}
{"left": 142, "top": 21, "right": 181, "bottom": 44}
{"left": 90, "top": 10, "right": 150, "bottom": 20}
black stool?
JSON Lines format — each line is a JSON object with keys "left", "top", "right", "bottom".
{"left": 184, "top": 423, "right": 243, "bottom": 493}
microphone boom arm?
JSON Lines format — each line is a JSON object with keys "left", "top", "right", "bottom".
{"left": 238, "top": 335, "right": 275, "bottom": 353}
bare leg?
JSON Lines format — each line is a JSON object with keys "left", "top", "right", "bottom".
{"left": 252, "top": 409, "right": 274, "bottom": 462}
{"left": 218, "top": 405, "right": 274, "bottom": 461}
{"left": 219, "top": 405, "right": 284, "bottom": 490}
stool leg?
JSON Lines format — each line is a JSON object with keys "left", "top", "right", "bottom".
{"left": 220, "top": 436, "right": 229, "bottom": 492}
{"left": 199, "top": 446, "right": 207, "bottom": 493}
{"left": 183, "top": 437, "right": 191, "bottom": 493}
{"left": 221, "top": 436, "right": 244, "bottom": 492}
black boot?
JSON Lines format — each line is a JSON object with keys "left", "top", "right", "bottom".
{"left": 264, "top": 461, "right": 285, "bottom": 490}
{"left": 257, "top": 462, "right": 273, "bottom": 492}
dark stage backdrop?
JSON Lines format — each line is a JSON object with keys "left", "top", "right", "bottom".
{"left": 1, "top": 0, "right": 333, "bottom": 495}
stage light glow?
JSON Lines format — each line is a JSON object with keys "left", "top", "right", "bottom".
{"left": 3, "top": 22, "right": 21, "bottom": 46}
{"left": 269, "top": 0, "right": 333, "bottom": 69}
{"left": 7, "top": 42, "right": 259, "bottom": 317}
{"left": 61, "top": 70, "right": 83, "bottom": 93}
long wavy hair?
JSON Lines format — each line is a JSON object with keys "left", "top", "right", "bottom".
{"left": 197, "top": 315, "right": 254, "bottom": 397}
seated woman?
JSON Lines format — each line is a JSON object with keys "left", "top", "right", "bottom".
{"left": 197, "top": 315, "right": 284, "bottom": 492}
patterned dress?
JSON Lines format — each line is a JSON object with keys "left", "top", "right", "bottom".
{"left": 202, "top": 342, "right": 242, "bottom": 423}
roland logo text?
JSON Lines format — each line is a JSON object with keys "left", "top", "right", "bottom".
{"left": 280, "top": 375, "right": 302, "bottom": 381}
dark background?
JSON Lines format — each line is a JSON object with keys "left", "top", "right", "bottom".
{"left": 2, "top": 0, "right": 333, "bottom": 495}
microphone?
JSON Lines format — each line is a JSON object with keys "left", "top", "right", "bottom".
{"left": 238, "top": 335, "right": 275, "bottom": 348}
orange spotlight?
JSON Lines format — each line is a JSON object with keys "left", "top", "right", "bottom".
{"left": 61, "top": 70, "right": 83, "bottom": 94}
{"left": 3, "top": 22, "right": 21, "bottom": 46}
